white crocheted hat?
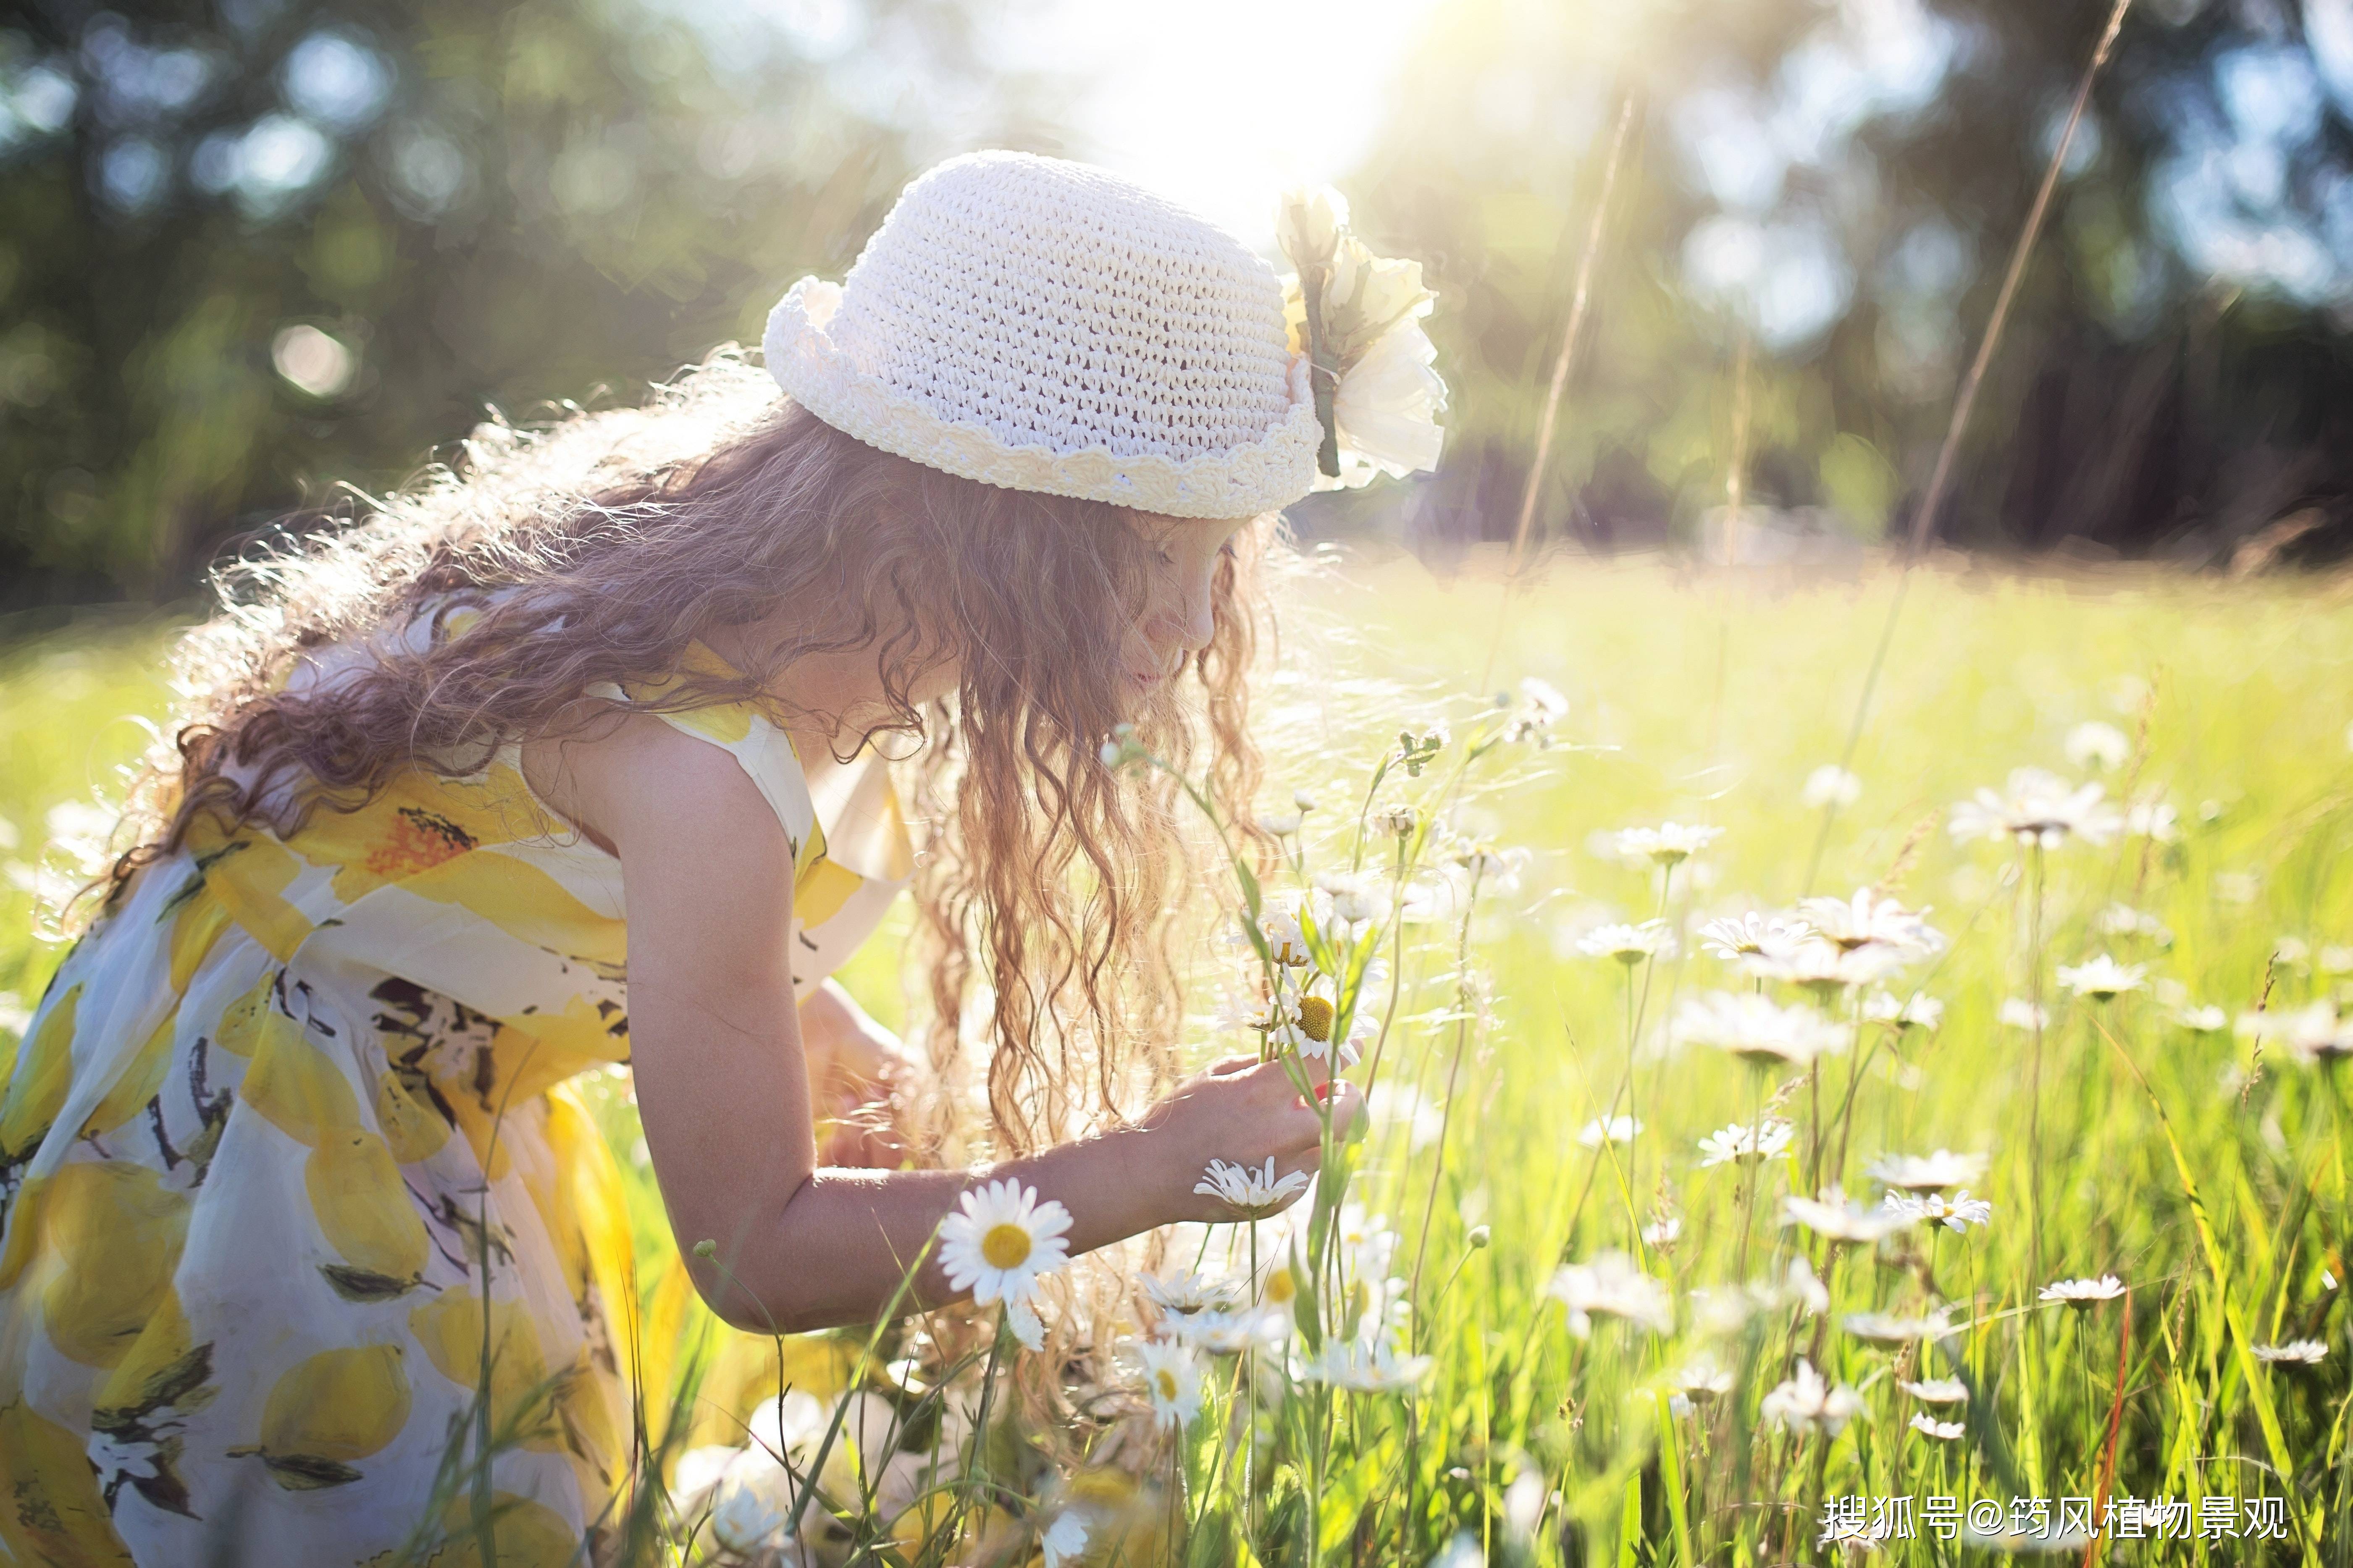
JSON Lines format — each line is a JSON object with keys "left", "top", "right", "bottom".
{"left": 762, "top": 151, "right": 1322, "bottom": 519}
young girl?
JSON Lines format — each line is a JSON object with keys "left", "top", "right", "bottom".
{"left": 0, "top": 151, "right": 1436, "bottom": 1563}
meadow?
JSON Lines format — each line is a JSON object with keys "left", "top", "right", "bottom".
{"left": 3, "top": 551, "right": 2351, "bottom": 1566}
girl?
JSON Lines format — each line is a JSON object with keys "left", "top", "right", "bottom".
{"left": 0, "top": 151, "right": 1435, "bottom": 1563}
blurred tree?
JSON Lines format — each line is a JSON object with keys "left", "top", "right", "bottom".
{"left": 1338, "top": 0, "right": 2353, "bottom": 563}
{"left": 0, "top": 0, "right": 1063, "bottom": 605}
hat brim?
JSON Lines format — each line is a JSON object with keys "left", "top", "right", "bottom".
{"left": 762, "top": 279, "right": 1323, "bottom": 519}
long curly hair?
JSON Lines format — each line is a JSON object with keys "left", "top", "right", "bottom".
{"left": 109, "top": 352, "right": 1273, "bottom": 1156}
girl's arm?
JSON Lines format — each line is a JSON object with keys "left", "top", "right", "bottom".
{"left": 554, "top": 714, "right": 1338, "bottom": 1333}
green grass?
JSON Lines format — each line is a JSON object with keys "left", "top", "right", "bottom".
{"left": 4, "top": 556, "right": 2351, "bottom": 1564}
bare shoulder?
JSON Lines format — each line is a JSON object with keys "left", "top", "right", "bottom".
{"left": 522, "top": 708, "right": 782, "bottom": 863}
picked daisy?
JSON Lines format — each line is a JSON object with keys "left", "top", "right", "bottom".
{"left": 1576, "top": 1114, "right": 1642, "bottom": 1149}
{"left": 1782, "top": 1189, "right": 1914, "bottom": 1245}
{"left": 2055, "top": 954, "right": 2146, "bottom": 1000}
{"left": 1948, "top": 768, "right": 2123, "bottom": 850}
{"left": 1909, "top": 1413, "right": 1967, "bottom": 1441}
{"left": 1898, "top": 1377, "right": 1969, "bottom": 1404}
{"left": 2038, "top": 1274, "right": 2125, "bottom": 1308}
{"left": 2252, "top": 1340, "right": 2327, "bottom": 1365}
{"left": 1759, "top": 1359, "right": 1867, "bottom": 1435}
{"left": 1883, "top": 1190, "right": 1993, "bottom": 1232}
{"left": 1867, "top": 1150, "right": 1988, "bottom": 1191}
{"left": 1615, "top": 821, "right": 1723, "bottom": 868}
{"left": 1547, "top": 1251, "right": 1675, "bottom": 1336}
{"left": 938, "top": 1179, "right": 1072, "bottom": 1310}
{"left": 1195, "top": 1157, "right": 1310, "bottom": 1219}
{"left": 1697, "top": 1118, "right": 1796, "bottom": 1167}
{"left": 1134, "top": 1337, "right": 1204, "bottom": 1427}
{"left": 1673, "top": 991, "right": 1851, "bottom": 1068}
{"left": 1255, "top": 900, "right": 1313, "bottom": 968}
{"left": 1577, "top": 919, "right": 1676, "bottom": 964}
{"left": 1314, "top": 869, "right": 1390, "bottom": 927}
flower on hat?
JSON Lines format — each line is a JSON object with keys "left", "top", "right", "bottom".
{"left": 1277, "top": 186, "right": 1448, "bottom": 490}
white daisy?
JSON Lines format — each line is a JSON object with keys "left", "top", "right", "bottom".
{"left": 2064, "top": 720, "right": 2131, "bottom": 772}
{"left": 1843, "top": 1310, "right": 1958, "bottom": 1343}
{"left": 2038, "top": 1274, "right": 2125, "bottom": 1308}
{"left": 1547, "top": 1251, "right": 1675, "bottom": 1336}
{"left": 1673, "top": 991, "right": 1851, "bottom": 1068}
{"left": 1314, "top": 869, "right": 1390, "bottom": 927}
{"left": 938, "top": 1179, "right": 1073, "bottom": 1308}
{"left": 1698, "top": 911, "right": 1815, "bottom": 963}
{"left": 2252, "top": 1340, "right": 2327, "bottom": 1365}
{"left": 1862, "top": 990, "right": 1945, "bottom": 1030}
{"left": 1166, "top": 1306, "right": 1289, "bottom": 1355}
{"left": 2125, "top": 797, "right": 2181, "bottom": 842}
{"left": 1455, "top": 844, "right": 1530, "bottom": 891}
{"left": 1373, "top": 803, "right": 1419, "bottom": 838}
{"left": 1615, "top": 821, "right": 1724, "bottom": 867}
{"left": 1195, "top": 1157, "right": 1310, "bottom": 1219}
{"left": 1577, "top": 920, "right": 1676, "bottom": 964}
{"left": 2175, "top": 1003, "right": 2227, "bottom": 1033}
{"left": 1867, "top": 1150, "right": 1988, "bottom": 1191}
{"left": 1006, "top": 1294, "right": 1046, "bottom": 1350}
{"left": 1883, "top": 1190, "right": 1993, "bottom": 1232}
{"left": 1673, "top": 1356, "right": 1736, "bottom": 1399}
{"left": 1135, "top": 1337, "right": 1203, "bottom": 1427}
{"left": 1255, "top": 900, "right": 1311, "bottom": 967}
{"left": 2238, "top": 1001, "right": 2353, "bottom": 1063}
{"left": 1747, "top": 936, "right": 1910, "bottom": 996}
{"left": 2094, "top": 903, "right": 2173, "bottom": 944}
{"left": 1297, "top": 1337, "right": 1435, "bottom": 1392}
{"left": 1641, "top": 1214, "right": 1682, "bottom": 1249}
{"left": 1948, "top": 768, "right": 2123, "bottom": 850}
{"left": 1782, "top": 1189, "right": 1914, "bottom": 1244}
{"left": 1576, "top": 1115, "right": 1642, "bottom": 1149}
{"left": 1898, "top": 1377, "right": 1969, "bottom": 1404}
{"left": 1760, "top": 1359, "right": 1866, "bottom": 1435}
{"left": 2055, "top": 954, "right": 2146, "bottom": 1000}
{"left": 1697, "top": 1118, "right": 1797, "bottom": 1167}
{"left": 1140, "top": 1271, "right": 1242, "bottom": 1316}
{"left": 1802, "top": 765, "right": 1863, "bottom": 809}
{"left": 1039, "top": 1509, "right": 1091, "bottom": 1568}
{"left": 1998, "top": 998, "right": 2050, "bottom": 1030}
{"left": 1798, "top": 888, "right": 1945, "bottom": 956}
{"left": 1909, "top": 1413, "right": 1967, "bottom": 1441}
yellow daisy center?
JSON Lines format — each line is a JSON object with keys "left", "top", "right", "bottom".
{"left": 981, "top": 1222, "right": 1032, "bottom": 1270}
{"left": 1155, "top": 1368, "right": 1179, "bottom": 1400}
{"left": 1296, "top": 995, "right": 1334, "bottom": 1043}
{"left": 1265, "top": 1269, "right": 1296, "bottom": 1305}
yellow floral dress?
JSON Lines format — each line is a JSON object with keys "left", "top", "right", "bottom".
{"left": 0, "top": 613, "right": 912, "bottom": 1567}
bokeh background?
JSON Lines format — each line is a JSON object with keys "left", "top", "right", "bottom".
{"left": 7, "top": 0, "right": 2353, "bottom": 611}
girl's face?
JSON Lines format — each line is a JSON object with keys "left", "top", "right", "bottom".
{"left": 1124, "top": 514, "right": 1251, "bottom": 700}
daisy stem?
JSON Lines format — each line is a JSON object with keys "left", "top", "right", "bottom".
{"left": 1734, "top": 1071, "right": 1767, "bottom": 1282}
{"left": 2027, "top": 840, "right": 2048, "bottom": 1284}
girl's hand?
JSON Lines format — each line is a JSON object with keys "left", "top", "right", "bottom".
{"left": 801, "top": 982, "right": 911, "bottom": 1169}
{"left": 1132, "top": 1054, "right": 1363, "bottom": 1225}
